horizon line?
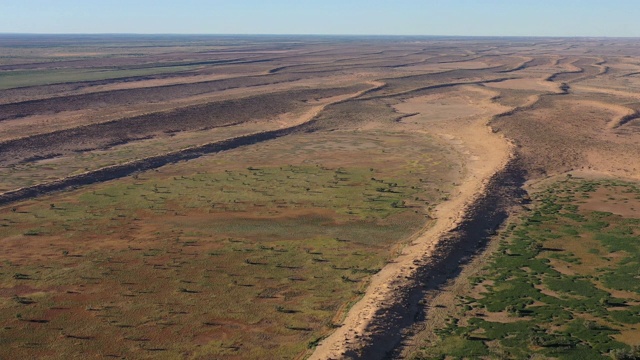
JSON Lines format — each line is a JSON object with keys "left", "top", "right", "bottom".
{"left": 0, "top": 32, "right": 637, "bottom": 39}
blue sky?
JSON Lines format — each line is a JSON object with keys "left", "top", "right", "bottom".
{"left": 1, "top": 0, "right": 639, "bottom": 37}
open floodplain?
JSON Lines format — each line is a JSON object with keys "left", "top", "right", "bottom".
{"left": 0, "top": 35, "right": 638, "bottom": 359}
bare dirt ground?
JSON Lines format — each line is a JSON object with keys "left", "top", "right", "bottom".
{"left": 1, "top": 35, "right": 639, "bottom": 359}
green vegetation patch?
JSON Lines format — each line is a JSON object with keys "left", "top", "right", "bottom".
{"left": 0, "top": 164, "right": 432, "bottom": 359}
{"left": 413, "top": 178, "right": 640, "bottom": 360}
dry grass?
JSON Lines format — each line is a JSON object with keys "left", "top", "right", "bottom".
{"left": 0, "top": 126, "right": 460, "bottom": 359}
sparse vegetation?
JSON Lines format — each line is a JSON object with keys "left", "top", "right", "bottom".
{"left": 411, "top": 179, "right": 640, "bottom": 360}
{"left": 0, "top": 120, "right": 458, "bottom": 358}
{"left": 2, "top": 35, "right": 640, "bottom": 359}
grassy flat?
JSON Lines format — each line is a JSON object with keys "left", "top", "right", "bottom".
{"left": 411, "top": 178, "right": 640, "bottom": 359}
{"left": 0, "top": 129, "right": 459, "bottom": 359}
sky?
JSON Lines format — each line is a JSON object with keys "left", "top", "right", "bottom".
{"left": 1, "top": 0, "right": 640, "bottom": 37}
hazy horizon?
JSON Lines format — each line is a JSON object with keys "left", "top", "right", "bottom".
{"left": 3, "top": 0, "right": 640, "bottom": 37}
{"left": 0, "top": 33, "right": 637, "bottom": 40}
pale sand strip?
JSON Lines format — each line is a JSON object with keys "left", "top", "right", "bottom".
{"left": 309, "top": 86, "right": 513, "bottom": 359}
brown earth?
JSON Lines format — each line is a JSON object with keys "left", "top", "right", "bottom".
{"left": 1, "top": 35, "right": 639, "bottom": 359}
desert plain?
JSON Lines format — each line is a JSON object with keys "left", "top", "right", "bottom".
{"left": 0, "top": 35, "right": 638, "bottom": 359}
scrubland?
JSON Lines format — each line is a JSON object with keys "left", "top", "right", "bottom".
{"left": 0, "top": 35, "right": 638, "bottom": 359}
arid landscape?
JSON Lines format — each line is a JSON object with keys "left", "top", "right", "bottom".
{"left": 0, "top": 35, "right": 638, "bottom": 359}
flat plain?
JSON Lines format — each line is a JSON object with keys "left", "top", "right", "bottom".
{"left": 0, "top": 35, "right": 638, "bottom": 359}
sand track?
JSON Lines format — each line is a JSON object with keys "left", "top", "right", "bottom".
{"left": 309, "top": 86, "right": 514, "bottom": 360}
